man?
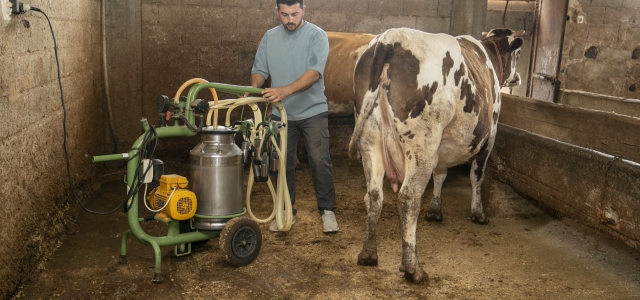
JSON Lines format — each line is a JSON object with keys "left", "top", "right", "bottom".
{"left": 247, "top": 0, "right": 339, "bottom": 233}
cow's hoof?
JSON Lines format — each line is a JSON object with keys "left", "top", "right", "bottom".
{"left": 403, "top": 269, "right": 428, "bottom": 284}
{"left": 470, "top": 214, "right": 490, "bottom": 225}
{"left": 425, "top": 210, "right": 443, "bottom": 222}
{"left": 357, "top": 253, "right": 378, "bottom": 266}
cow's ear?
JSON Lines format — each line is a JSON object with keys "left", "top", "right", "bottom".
{"left": 512, "top": 30, "right": 525, "bottom": 37}
{"left": 510, "top": 38, "right": 523, "bottom": 51}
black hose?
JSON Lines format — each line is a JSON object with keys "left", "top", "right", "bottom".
{"left": 142, "top": 215, "right": 156, "bottom": 222}
{"left": 178, "top": 115, "right": 199, "bottom": 132}
{"left": 260, "top": 132, "right": 272, "bottom": 158}
{"left": 124, "top": 126, "right": 158, "bottom": 212}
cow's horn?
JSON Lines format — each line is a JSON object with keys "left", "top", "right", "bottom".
{"left": 482, "top": 31, "right": 489, "bottom": 38}
{"left": 513, "top": 30, "right": 525, "bottom": 37}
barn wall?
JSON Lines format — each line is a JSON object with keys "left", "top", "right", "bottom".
{"left": 560, "top": 0, "right": 640, "bottom": 101}
{"left": 485, "top": 124, "right": 640, "bottom": 250}
{"left": 0, "top": 1, "right": 105, "bottom": 298}
{"left": 105, "top": 0, "right": 142, "bottom": 151}
{"left": 487, "top": 93, "right": 640, "bottom": 250}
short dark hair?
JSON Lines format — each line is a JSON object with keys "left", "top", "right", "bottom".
{"left": 276, "top": 0, "right": 303, "bottom": 8}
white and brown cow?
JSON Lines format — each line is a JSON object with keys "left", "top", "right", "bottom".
{"left": 348, "top": 28, "right": 524, "bottom": 283}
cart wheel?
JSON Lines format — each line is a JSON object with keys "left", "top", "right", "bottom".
{"left": 219, "top": 217, "right": 262, "bottom": 266}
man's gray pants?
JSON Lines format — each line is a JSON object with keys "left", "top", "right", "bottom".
{"left": 271, "top": 112, "right": 336, "bottom": 216}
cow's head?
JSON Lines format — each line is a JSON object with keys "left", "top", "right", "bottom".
{"left": 481, "top": 29, "right": 525, "bottom": 87}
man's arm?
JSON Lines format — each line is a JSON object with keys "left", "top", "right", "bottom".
{"left": 251, "top": 73, "right": 266, "bottom": 89}
{"left": 262, "top": 69, "right": 320, "bottom": 103}
{"left": 244, "top": 73, "right": 267, "bottom": 97}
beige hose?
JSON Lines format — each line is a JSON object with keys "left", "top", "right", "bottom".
{"left": 173, "top": 78, "right": 219, "bottom": 126}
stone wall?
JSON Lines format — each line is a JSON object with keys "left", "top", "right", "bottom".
{"left": 105, "top": 0, "right": 142, "bottom": 151}
{"left": 0, "top": 1, "right": 105, "bottom": 298}
{"left": 561, "top": 0, "right": 640, "bottom": 100}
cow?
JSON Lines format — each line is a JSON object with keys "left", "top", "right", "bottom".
{"left": 348, "top": 28, "right": 524, "bottom": 283}
{"left": 324, "top": 32, "right": 375, "bottom": 117}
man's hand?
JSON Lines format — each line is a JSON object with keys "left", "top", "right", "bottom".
{"left": 262, "top": 86, "right": 292, "bottom": 103}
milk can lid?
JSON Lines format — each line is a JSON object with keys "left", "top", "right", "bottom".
{"left": 200, "top": 125, "right": 237, "bottom": 134}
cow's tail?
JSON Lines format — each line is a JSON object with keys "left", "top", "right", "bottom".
{"left": 348, "top": 40, "right": 395, "bottom": 160}
{"left": 347, "top": 92, "right": 376, "bottom": 160}
{"left": 348, "top": 38, "right": 405, "bottom": 192}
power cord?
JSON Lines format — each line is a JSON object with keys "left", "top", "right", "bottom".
{"left": 30, "top": 7, "right": 156, "bottom": 214}
{"left": 123, "top": 127, "right": 158, "bottom": 213}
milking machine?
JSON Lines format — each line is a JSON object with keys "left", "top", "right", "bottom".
{"left": 92, "top": 79, "right": 294, "bottom": 282}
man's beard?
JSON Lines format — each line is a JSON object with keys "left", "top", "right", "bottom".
{"left": 284, "top": 19, "right": 303, "bottom": 31}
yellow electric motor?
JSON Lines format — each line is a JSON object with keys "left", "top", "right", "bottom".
{"left": 147, "top": 174, "right": 197, "bottom": 221}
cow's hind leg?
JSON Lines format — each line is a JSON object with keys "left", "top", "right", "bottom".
{"left": 469, "top": 141, "right": 492, "bottom": 225}
{"left": 398, "top": 168, "right": 431, "bottom": 284}
{"left": 425, "top": 169, "right": 447, "bottom": 222}
{"left": 357, "top": 148, "right": 385, "bottom": 266}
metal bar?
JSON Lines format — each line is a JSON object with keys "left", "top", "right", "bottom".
{"left": 93, "top": 153, "right": 128, "bottom": 163}
{"left": 150, "top": 230, "right": 220, "bottom": 247}
{"left": 120, "top": 229, "right": 131, "bottom": 263}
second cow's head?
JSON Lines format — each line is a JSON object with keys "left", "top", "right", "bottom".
{"left": 481, "top": 29, "right": 525, "bottom": 88}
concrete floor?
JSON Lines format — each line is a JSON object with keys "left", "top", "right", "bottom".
{"left": 11, "top": 158, "right": 640, "bottom": 299}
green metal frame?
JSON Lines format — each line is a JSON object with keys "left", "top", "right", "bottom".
{"left": 93, "top": 83, "right": 264, "bottom": 282}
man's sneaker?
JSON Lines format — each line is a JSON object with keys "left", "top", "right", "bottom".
{"left": 322, "top": 210, "right": 339, "bottom": 233}
{"left": 269, "top": 215, "right": 296, "bottom": 232}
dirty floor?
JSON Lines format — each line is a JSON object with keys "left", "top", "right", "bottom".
{"left": 11, "top": 158, "right": 640, "bottom": 299}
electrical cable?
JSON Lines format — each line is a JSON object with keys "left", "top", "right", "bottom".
{"left": 143, "top": 185, "right": 177, "bottom": 213}
{"left": 502, "top": 0, "right": 510, "bottom": 28}
{"left": 32, "top": 7, "right": 157, "bottom": 215}
{"left": 123, "top": 126, "right": 158, "bottom": 212}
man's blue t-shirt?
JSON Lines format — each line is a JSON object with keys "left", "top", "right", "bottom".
{"left": 252, "top": 21, "right": 330, "bottom": 121}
